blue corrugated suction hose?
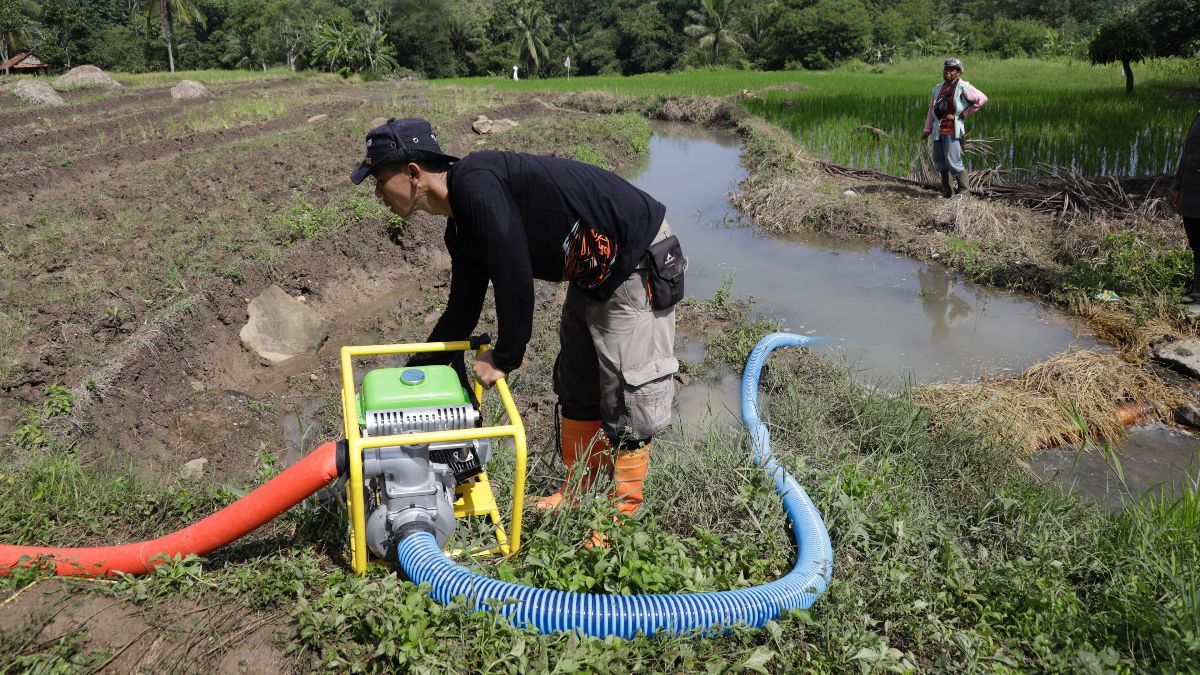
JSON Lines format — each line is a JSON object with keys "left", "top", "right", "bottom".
{"left": 396, "top": 332, "right": 833, "bottom": 638}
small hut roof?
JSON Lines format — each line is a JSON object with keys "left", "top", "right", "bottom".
{"left": 3, "top": 51, "right": 50, "bottom": 70}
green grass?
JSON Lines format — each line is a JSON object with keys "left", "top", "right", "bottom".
{"left": 436, "top": 56, "right": 1199, "bottom": 179}
{"left": 110, "top": 67, "right": 312, "bottom": 87}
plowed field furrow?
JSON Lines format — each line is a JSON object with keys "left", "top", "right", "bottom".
{"left": 0, "top": 102, "right": 358, "bottom": 211}
{"left": 0, "top": 80, "right": 337, "bottom": 149}
{"left": 0, "top": 76, "right": 309, "bottom": 131}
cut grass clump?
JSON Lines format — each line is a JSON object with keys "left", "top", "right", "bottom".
{"left": 1069, "top": 295, "right": 1195, "bottom": 359}
{"left": 268, "top": 189, "right": 382, "bottom": 244}
{"left": 915, "top": 349, "right": 1184, "bottom": 453}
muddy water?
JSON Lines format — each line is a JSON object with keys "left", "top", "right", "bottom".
{"left": 1028, "top": 424, "right": 1200, "bottom": 512}
{"left": 621, "top": 123, "right": 1097, "bottom": 420}
{"left": 631, "top": 123, "right": 1200, "bottom": 509}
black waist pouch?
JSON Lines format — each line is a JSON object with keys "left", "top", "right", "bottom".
{"left": 645, "top": 235, "right": 685, "bottom": 310}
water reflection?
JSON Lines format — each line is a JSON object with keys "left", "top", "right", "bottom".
{"left": 917, "top": 266, "right": 976, "bottom": 344}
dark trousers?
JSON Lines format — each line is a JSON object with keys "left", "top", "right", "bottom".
{"left": 1186, "top": 217, "right": 1200, "bottom": 292}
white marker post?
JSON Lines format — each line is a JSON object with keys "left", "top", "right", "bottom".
{"left": 512, "top": 65, "right": 519, "bottom": 81}
{"left": 564, "top": 55, "right": 571, "bottom": 80}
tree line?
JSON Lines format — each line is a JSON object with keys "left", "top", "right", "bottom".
{"left": 2, "top": 0, "right": 1197, "bottom": 78}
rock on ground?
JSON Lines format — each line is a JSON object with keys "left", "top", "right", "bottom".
{"left": 181, "top": 457, "right": 208, "bottom": 480}
{"left": 239, "top": 285, "right": 328, "bottom": 364}
{"left": 1173, "top": 400, "right": 1200, "bottom": 430}
{"left": 8, "top": 80, "right": 65, "bottom": 106}
{"left": 1152, "top": 337, "right": 1200, "bottom": 379}
{"left": 472, "top": 115, "right": 519, "bottom": 134}
{"left": 171, "top": 79, "right": 212, "bottom": 100}
{"left": 55, "top": 65, "right": 121, "bottom": 90}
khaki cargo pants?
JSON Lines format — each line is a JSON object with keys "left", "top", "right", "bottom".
{"left": 553, "top": 221, "right": 678, "bottom": 446}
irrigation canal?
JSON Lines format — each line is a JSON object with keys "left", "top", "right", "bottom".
{"left": 628, "top": 122, "right": 1199, "bottom": 509}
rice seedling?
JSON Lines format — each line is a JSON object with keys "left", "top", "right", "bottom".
{"left": 438, "top": 57, "right": 1197, "bottom": 179}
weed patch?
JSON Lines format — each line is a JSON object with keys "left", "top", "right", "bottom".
{"left": 1059, "top": 231, "right": 1193, "bottom": 299}
{"left": 8, "top": 385, "right": 73, "bottom": 452}
{"left": 269, "top": 189, "right": 381, "bottom": 244}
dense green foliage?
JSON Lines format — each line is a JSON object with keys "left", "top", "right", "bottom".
{"left": 1088, "top": 16, "right": 1152, "bottom": 93}
{"left": 9, "top": 0, "right": 1195, "bottom": 77}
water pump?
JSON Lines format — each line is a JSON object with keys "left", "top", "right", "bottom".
{"left": 340, "top": 337, "right": 528, "bottom": 574}
{"left": 357, "top": 365, "right": 489, "bottom": 557}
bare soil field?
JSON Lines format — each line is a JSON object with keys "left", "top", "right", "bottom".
{"left": 0, "top": 78, "right": 601, "bottom": 474}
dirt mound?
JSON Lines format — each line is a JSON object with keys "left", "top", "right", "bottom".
{"left": 171, "top": 79, "right": 212, "bottom": 100}
{"left": 56, "top": 65, "right": 122, "bottom": 90}
{"left": 8, "top": 79, "right": 65, "bottom": 106}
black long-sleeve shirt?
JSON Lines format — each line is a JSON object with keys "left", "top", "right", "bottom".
{"left": 413, "top": 151, "right": 666, "bottom": 374}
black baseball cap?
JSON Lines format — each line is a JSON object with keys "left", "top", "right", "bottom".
{"left": 350, "top": 117, "right": 459, "bottom": 185}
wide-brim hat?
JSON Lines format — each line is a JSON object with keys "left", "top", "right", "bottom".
{"left": 350, "top": 117, "right": 459, "bottom": 185}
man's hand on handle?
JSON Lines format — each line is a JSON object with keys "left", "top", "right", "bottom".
{"left": 921, "top": 130, "right": 931, "bottom": 140}
{"left": 1172, "top": 190, "right": 1181, "bottom": 209}
{"left": 473, "top": 349, "right": 508, "bottom": 389}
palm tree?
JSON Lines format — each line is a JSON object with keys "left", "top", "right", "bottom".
{"left": 144, "top": 0, "right": 206, "bottom": 73}
{"left": 0, "top": 0, "right": 32, "bottom": 75}
{"left": 510, "top": 0, "right": 551, "bottom": 77}
{"left": 684, "top": 0, "right": 750, "bottom": 66}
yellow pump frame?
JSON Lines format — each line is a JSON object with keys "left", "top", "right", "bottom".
{"left": 339, "top": 340, "right": 527, "bottom": 575}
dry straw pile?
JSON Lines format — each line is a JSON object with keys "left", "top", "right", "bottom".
{"left": 8, "top": 79, "right": 65, "bottom": 106}
{"left": 171, "top": 79, "right": 212, "bottom": 100}
{"left": 916, "top": 349, "right": 1184, "bottom": 454}
{"left": 55, "top": 65, "right": 121, "bottom": 90}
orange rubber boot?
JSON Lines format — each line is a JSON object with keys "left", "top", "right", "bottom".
{"left": 587, "top": 445, "right": 650, "bottom": 548}
{"left": 535, "top": 417, "right": 609, "bottom": 509}
{"left": 610, "top": 446, "right": 649, "bottom": 516}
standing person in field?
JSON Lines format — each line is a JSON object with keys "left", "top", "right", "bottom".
{"left": 350, "top": 118, "right": 685, "bottom": 546}
{"left": 922, "top": 57, "right": 988, "bottom": 198}
{"left": 1173, "top": 110, "right": 1200, "bottom": 302}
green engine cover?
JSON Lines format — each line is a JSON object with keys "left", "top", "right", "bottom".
{"left": 357, "top": 365, "right": 470, "bottom": 425}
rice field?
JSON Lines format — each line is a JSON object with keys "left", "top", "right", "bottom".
{"left": 437, "top": 57, "right": 1199, "bottom": 178}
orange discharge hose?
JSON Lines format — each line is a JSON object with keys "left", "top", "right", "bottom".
{"left": 0, "top": 441, "right": 340, "bottom": 577}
